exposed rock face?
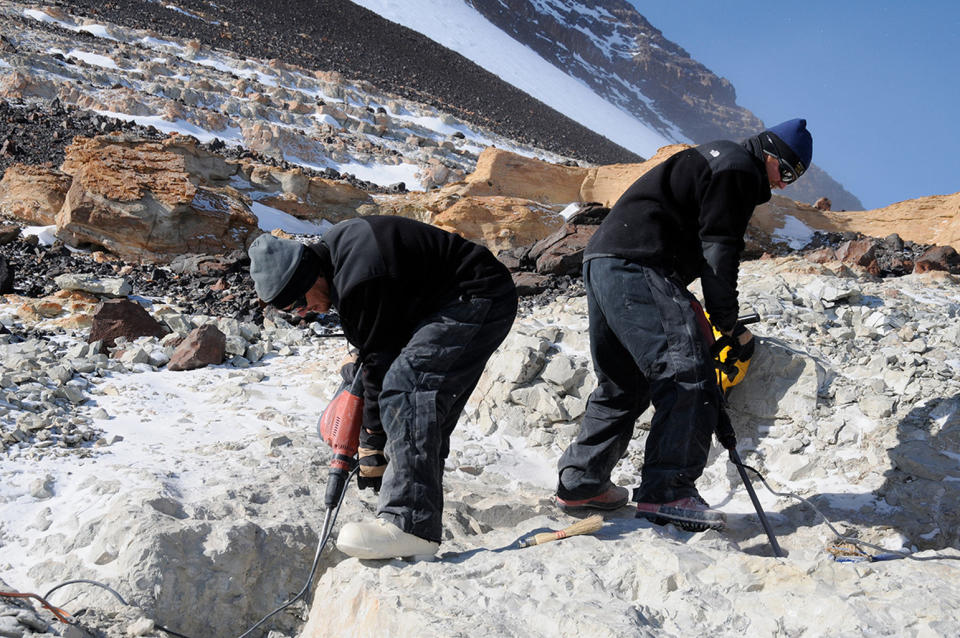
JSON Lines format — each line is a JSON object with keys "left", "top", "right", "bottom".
{"left": 578, "top": 144, "right": 691, "bottom": 206}
{"left": 467, "top": 0, "right": 760, "bottom": 143}
{"left": 56, "top": 134, "right": 260, "bottom": 262}
{"left": 824, "top": 191, "right": 960, "bottom": 250}
{"left": 453, "top": 147, "right": 589, "bottom": 204}
{"left": 431, "top": 196, "right": 564, "bottom": 254}
{"left": 0, "top": 163, "right": 72, "bottom": 226}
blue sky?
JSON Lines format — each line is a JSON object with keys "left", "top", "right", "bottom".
{"left": 632, "top": 2, "right": 960, "bottom": 210}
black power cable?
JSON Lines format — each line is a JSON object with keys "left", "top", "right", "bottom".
{"left": 41, "top": 465, "right": 358, "bottom": 638}
{"left": 730, "top": 455, "right": 960, "bottom": 566}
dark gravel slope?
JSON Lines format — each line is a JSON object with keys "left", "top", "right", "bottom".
{"left": 54, "top": 0, "right": 642, "bottom": 165}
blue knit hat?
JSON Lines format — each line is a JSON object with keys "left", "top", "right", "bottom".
{"left": 764, "top": 118, "right": 813, "bottom": 176}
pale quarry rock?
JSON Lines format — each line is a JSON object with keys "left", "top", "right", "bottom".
{"left": 540, "top": 354, "right": 586, "bottom": 394}
{"left": 726, "top": 337, "right": 823, "bottom": 424}
{"left": 55, "top": 273, "right": 132, "bottom": 298}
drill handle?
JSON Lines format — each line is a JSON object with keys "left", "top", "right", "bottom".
{"left": 325, "top": 464, "right": 354, "bottom": 508}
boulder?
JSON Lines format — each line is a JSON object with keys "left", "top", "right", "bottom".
{"left": 529, "top": 224, "right": 599, "bottom": 276}
{"left": 578, "top": 144, "right": 689, "bottom": 206}
{"left": 168, "top": 324, "right": 226, "bottom": 371}
{"left": 914, "top": 245, "right": 960, "bottom": 273}
{"left": 88, "top": 299, "right": 169, "bottom": 349}
{"left": 835, "top": 238, "right": 879, "bottom": 268}
{"left": 55, "top": 135, "right": 260, "bottom": 262}
{"left": 431, "top": 196, "right": 564, "bottom": 254}
{"left": 55, "top": 273, "right": 132, "bottom": 298}
{"left": 0, "top": 163, "right": 72, "bottom": 226}
{"left": 511, "top": 272, "right": 551, "bottom": 296}
{"left": 238, "top": 161, "right": 372, "bottom": 223}
{"left": 451, "top": 147, "right": 588, "bottom": 204}
{"left": 0, "top": 224, "right": 20, "bottom": 245}
{"left": 815, "top": 197, "right": 832, "bottom": 211}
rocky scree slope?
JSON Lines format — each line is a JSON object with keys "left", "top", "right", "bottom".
{"left": 47, "top": 0, "right": 639, "bottom": 166}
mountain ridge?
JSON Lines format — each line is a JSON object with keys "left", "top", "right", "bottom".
{"left": 461, "top": 0, "right": 863, "bottom": 210}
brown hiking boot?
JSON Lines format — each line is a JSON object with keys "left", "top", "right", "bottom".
{"left": 635, "top": 495, "right": 726, "bottom": 532}
{"left": 555, "top": 483, "right": 629, "bottom": 512}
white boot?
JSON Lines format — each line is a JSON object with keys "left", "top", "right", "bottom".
{"left": 337, "top": 518, "right": 439, "bottom": 560}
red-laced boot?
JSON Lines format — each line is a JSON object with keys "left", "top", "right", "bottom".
{"left": 556, "top": 482, "right": 629, "bottom": 513}
{"left": 635, "top": 495, "right": 725, "bottom": 532}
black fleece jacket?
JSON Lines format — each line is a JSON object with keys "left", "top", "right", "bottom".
{"left": 584, "top": 138, "right": 772, "bottom": 333}
{"left": 311, "top": 215, "right": 514, "bottom": 439}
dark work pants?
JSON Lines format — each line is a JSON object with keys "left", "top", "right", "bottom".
{"left": 557, "top": 257, "right": 721, "bottom": 503}
{"left": 377, "top": 291, "right": 517, "bottom": 542}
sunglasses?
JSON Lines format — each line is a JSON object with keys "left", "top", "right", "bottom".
{"left": 764, "top": 148, "right": 800, "bottom": 185}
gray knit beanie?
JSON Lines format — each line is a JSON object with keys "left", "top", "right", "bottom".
{"left": 248, "top": 234, "right": 305, "bottom": 303}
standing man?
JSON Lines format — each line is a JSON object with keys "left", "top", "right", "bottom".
{"left": 249, "top": 216, "right": 517, "bottom": 559}
{"left": 555, "top": 119, "right": 813, "bottom": 531}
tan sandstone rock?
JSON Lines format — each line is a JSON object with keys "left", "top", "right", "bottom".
{"left": 431, "top": 196, "right": 564, "bottom": 254}
{"left": 579, "top": 143, "right": 691, "bottom": 206}
{"left": 823, "top": 191, "right": 960, "bottom": 251}
{"left": 56, "top": 135, "right": 259, "bottom": 262}
{"left": 0, "top": 164, "right": 73, "bottom": 226}
{"left": 452, "top": 148, "right": 589, "bottom": 204}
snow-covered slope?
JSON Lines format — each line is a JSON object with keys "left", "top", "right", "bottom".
{"left": 348, "top": 0, "right": 676, "bottom": 158}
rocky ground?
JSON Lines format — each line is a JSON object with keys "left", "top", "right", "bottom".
{"left": 2, "top": 228, "right": 960, "bottom": 636}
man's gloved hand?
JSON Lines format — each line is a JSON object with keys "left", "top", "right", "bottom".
{"left": 357, "top": 446, "right": 388, "bottom": 492}
{"left": 712, "top": 322, "right": 755, "bottom": 392}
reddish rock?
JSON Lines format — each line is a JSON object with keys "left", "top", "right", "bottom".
{"left": 0, "top": 224, "right": 21, "bottom": 246}
{"left": 806, "top": 247, "right": 838, "bottom": 263}
{"left": 835, "top": 239, "right": 879, "bottom": 267}
{"left": 814, "top": 197, "right": 832, "bottom": 211}
{"left": 889, "top": 257, "right": 914, "bottom": 272}
{"left": 88, "top": 299, "right": 169, "bottom": 349}
{"left": 512, "top": 272, "right": 551, "bottom": 296}
{"left": 529, "top": 224, "right": 599, "bottom": 276}
{"left": 914, "top": 245, "right": 960, "bottom": 273}
{"left": 56, "top": 135, "right": 259, "bottom": 262}
{"left": 168, "top": 324, "right": 226, "bottom": 371}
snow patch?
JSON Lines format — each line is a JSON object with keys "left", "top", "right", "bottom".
{"left": 773, "top": 214, "right": 816, "bottom": 249}
{"left": 251, "top": 201, "right": 332, "bottom": 235}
